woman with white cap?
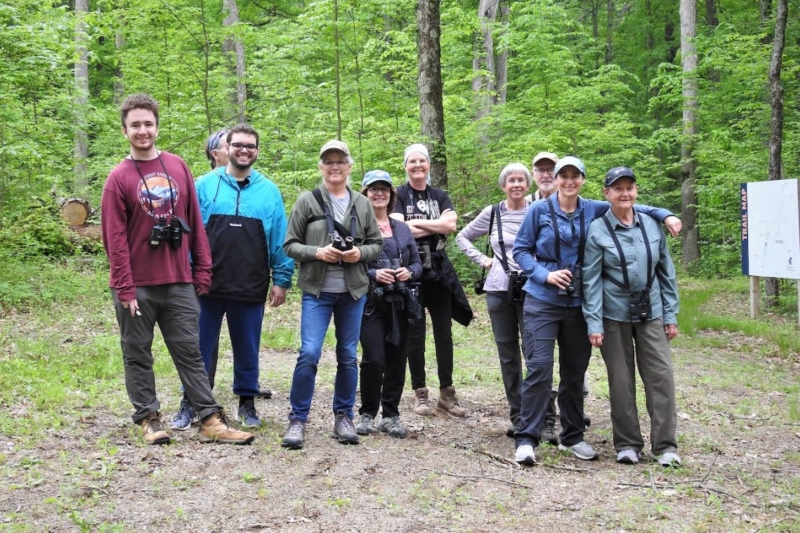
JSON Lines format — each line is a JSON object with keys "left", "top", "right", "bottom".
{"left": 355, "top": 170, "right": 423, "bottom": 438}
{"left": 391, "top": 143, "right": 473, "bottom": 418}
{"left": 582, "top": 166, "right": 681, "bottom": 467}
{"left": 511, "top": 156, "right": 681, "bottom": 465}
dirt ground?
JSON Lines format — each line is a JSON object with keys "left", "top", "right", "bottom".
{"left": 2, "top": 325, "right": 799, "bottom": 533}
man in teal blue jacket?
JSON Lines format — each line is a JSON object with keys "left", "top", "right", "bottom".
{"left": 174, "top": 124, "right": 294, "bottom": 428}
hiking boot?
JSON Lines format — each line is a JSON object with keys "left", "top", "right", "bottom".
{"left": 541, "top": 422, "right": 559, "bottom": 446}
{"left": 506, "top": 421, "right": 521, "bottom": 438}
{"left": 235, "top": 396, "right": 263, "bottom": 428}
{"left": 559, "top": 440, "right": 599, "bottom": 461}
{"left": 654, "top": 451, "right": 682, "bottom": 467}
{"left": 169, "top": 400, "right": 196, "bottom": 431}
{"left": 584, "top": 414, "right": 591, "bottom": 428}
{"left": 616, "top": 449, "right": 640, "bottom": 465}
{"left": 333, "top": 410, "right": 359, "bottom": 445}
{"left": 281, "top": 419, "right": 306, "bottom": 449}
{"left": 256, "top": 386, "right": 272, "bottom": 399}
{"left": 413, "top": 388, "right": 432, "bottom": 416}
{"left": 355, "top": 414, "right": 374, "bottom": 436}
{"left": 380, "top": 416, "right": 408, "bottom": 439}
{"left": 199, "top": 410, "right": 255, "bottom": 445}
{"left": 437, "top": 386, "right": 467, "bottom": 418}
{"left": 515, "top": 444, "right": 535, "bottom": 465}
{"left": 140, "top": 412, "right": 171, "bottom": 446}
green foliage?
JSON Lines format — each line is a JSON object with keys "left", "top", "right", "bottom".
{"left": 0, "top": 197, "right": 77, "bottom": 260}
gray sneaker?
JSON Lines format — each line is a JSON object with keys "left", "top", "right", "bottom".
{"left": 379, "top": 416, "right": 408, "bottom": 439}
{"left": 333, "top": 411, "right": 359, "bottom": 445}
{"left": 515, "top": 444, "right": 535, "bottom": 465}
{"left": 169, "top": 400, "right": 196, "bottom": 431}
{"left": 654, "top": 451, "right": 682, "bottom": 467}
{"left": 355, "top": 414, "right": 374, "bottom": 436}
{"left": 280, "top": 419, "right": 306, "bottom": 449}
{"left": 559, "top": 440, "right": 599, "bottom": 461}
{"left": 616, "top": 448, "right": 640, "bottom": 464}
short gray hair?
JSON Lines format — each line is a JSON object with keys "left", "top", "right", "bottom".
{"left": 498, "top": 163, "right": 532, "bottom": 188}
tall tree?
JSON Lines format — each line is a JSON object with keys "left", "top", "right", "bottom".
{"left": 765, "top": 0, "right": 788, "bottom": 306}
{"left": 223, "top": 0, "right": 247, "bottom": 123}
{"left": 74, "top": 0, "right": 89, "bottom": 195}
{"left": 680, "top": 0, "right": 700, "bottom": 268}
{"left": 417, "top": 0, "right": 447, "bottom": 187}
{"left": 472, "top": 0, "right": 509, "bottom": 120}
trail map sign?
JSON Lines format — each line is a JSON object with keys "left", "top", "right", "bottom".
{"left": 741, "top": 179, "right": 800, "bottom": 279}
{"left": 741, "top": 178, "right": 800, "bottom": 325}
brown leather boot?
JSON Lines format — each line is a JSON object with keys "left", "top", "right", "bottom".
{"left": 199, "top": 410, "right": 255, "bottom": 445}
{"left": 437, "top": 386, "right": 467, "bottom": 418}
{"left": 140, "top": 412, "right": 171, "bottom": 445}
{"left": 413, "top": 387, "right": 432, "bottom": 416}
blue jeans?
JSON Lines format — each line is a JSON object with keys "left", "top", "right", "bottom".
{"left": 198, "top": 296, "right": 264, "bottom": 398}
{"left": 289, "top": 291, "right": 366, "bottom": 421}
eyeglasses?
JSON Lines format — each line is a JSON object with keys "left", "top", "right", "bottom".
{"left": 533, "top": 167, "right": 555, "bottom": 175}
{"left": 322, "top": 160, "right": 350, "bottom": 168}
{"left": 368, "top": 187, "right": 390, "bottom": 195}
{"left": 230, "top": 142, "right": 258, "bottom": 152}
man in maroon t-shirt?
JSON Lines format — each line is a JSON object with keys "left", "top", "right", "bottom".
{"left": 101, "top": 93, "right": 254, "bottom": 446}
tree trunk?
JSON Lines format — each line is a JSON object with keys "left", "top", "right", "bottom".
{"left": 496, "top": 1, "right": 509, "bottom": 104}
{"left": 417, "top": 0, "right": 447, "bottom": 187}
{"left": 680, "top": 0, "right": 700, "bottom": 269}
{"left": 334, "top": 0, "right": 342, "bottom": 139}
{"left": 114, "top": 30, "right": 125, "bottom": 105}
{"left": 605, "top": 0, "right": 614, "bottom": 65}
{"left": 473, "top": 0, "right": 497, "bottom": 121}
{"left": 223, "top": 0, "right": 247, "bottom": 123}
{"left": 73, "top": 0, "right": 89, "bottom": 196}
{"left": 765, "top": 0, "right": 787, "bottom": 307}
{"left": 705, "top": 0, "right": 718, "bottom": 26}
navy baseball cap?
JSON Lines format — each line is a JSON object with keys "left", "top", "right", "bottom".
{"left": 604, "top": 166, "right": 636, "bottom": 187}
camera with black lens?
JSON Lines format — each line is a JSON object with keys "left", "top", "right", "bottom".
{"left": 629, "top": 290, "right": 652, "bottom": 322}
{"left": 331, "top": 232, "right": 354, "bottom": 252}
{"left": 419, "top": 242, "right": 433, "bottom": 270}
{"left": 149, "top": 216, "right": 168, "bottom": 248}
{"left": 556, "top": 264, "right": 582, "bottom": 298}
{"left": 506, "top": 270, "right": 528, "bottom": 302}
{"left": 168, "top": 217, "right": 191, "bottom": 249}
{"left": 473, "top": 279, "right": 486, "bottom": 295}
{"left": 389, "top": 258, "right": 407, "bottom": 291}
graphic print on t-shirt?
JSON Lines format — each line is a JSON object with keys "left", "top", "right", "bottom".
{"left": 137, "top": 172, "right": 179, "bottom": 218}
{"left": 407, "top": 191, "right": 441, "bottom": 221}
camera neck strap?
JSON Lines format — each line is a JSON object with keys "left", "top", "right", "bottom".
{"left": 477, "top": 204, "right": 497, "bottom": 287}
{"left": 494, "top": 203, "right": 512, "bottom": 273}
{"left": 131, "top": 152, "right": 177, "bottom": 219}
{"left": 600, "top": 210, "right": 654, "bottom": 293}
{"left": 547, "top": 196, "right": 585, "bottom": 267}
{"left": 388, "top": 218, "right": 404, "bottom": 264}
{"left": 311, "top": 188, "right": 357, "bottom": 239}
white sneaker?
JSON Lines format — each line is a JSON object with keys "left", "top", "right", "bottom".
{"left": 559, "top": 440, "right": 599, "bottom": 460}
{"left": 515, "top": 444, "right": 536, "bottom": 465}
{"left": 655, "top": 451, "right": 682, "bottom": 467}
{"left": 616, "top": 449, "right": 640, "bottom": 464}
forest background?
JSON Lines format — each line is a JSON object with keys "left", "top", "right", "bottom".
{"left": 0, "top": 0, "right": 798, "bottom": 281}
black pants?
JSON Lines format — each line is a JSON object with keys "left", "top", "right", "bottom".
{"left": 407, "top": 279, "right": 453, "bottom": 390}
{"left": 359, "top": 300, "right": 410, "bottom": 418}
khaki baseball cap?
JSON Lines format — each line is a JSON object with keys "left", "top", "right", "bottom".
{"left": 319, "top": 140, "right": 351, "bottom": 158}
{"left": 532, "top": 152, "right": 559, "bottom": 166}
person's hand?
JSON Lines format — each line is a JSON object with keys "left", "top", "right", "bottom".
{"left": 316, "top": 244, "right": 343, "bottom": 263}
{"left": 374, "top": 268, "right": 396, "bottom": 284}
{"left": 546, "top": 269, "right": 572, "bottom": 290}
{"left": 269, "top": 286, "right": 287, "bottom": 308}
{"left": 665, "top": 324, "right": 678, "bottom": 340}
{"left": 395, "top": 267, "right": 411, "bottom": 281}
{"left": 483, "top": 258, "right": 493, "bottom": 269}
{"left": 341, "top": 246, "right": 362, "bottom": 263}
{"left": 121, "top": 298, "right": 140, "bottom": 317}
{"left": 589, "top": 333, "right": 604, "bottom": 347}
{"left": 664, "top": 216, "right": 682, "bottom": 237}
